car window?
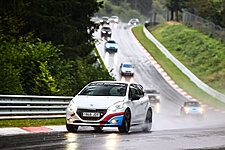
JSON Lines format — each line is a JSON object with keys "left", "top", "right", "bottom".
{"left": 128, "top": 84, "right": 139, "bottom": 99}
{"left": 137, "top": 84, "right": 144, "bottom": 97}
{"left": 184, "top": 102, "right": 200, "bottom": 107}
{"left": 79, "top": 83, "right": 127, "bottom": 96}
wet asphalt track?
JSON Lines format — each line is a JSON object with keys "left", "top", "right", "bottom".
{"left": 1, "top": 22, "right": 225, "bottom": 150}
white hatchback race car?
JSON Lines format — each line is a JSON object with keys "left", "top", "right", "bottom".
{"left": 66, "top": 81, "right": 152, "bottom": 133}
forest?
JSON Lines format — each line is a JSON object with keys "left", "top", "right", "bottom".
{"left": 0, "top": 0, "right": 113, "bottom": 96}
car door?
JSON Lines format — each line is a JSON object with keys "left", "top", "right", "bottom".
{"left": 137, "top": 84, "right": 148, "bottom": 122}
{"left": 128, "top": 84, "right": 144, "bottom": 124}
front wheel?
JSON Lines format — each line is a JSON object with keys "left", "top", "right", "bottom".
{"left": 118, "top": 109, "right": 131, "bottom": 133}
{"left": 66, "top": 122, "right": 79, "bottom": 133}
{"left": 142, "top": 108, "right": 152, "bottom": 132}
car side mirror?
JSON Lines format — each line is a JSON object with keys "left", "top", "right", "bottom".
{"left": 131, "top": 94, "right": 140, "bottom": 101}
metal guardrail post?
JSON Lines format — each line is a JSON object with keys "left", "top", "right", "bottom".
{"left": 0, "top": 95, "right": 73, "bottom": 120}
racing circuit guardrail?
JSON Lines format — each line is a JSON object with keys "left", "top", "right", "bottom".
{"left": 143, "top": 26, "right": 225, "bottom": 103}
{"left": 0, "top": 95, "right": 73, "bottom": 120}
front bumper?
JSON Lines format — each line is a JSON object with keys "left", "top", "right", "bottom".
{"left": 121, "top": 72, "right": 134, "bottom": 76}
{"left": 67, "top": 112, "right": 124, "bottom": 127}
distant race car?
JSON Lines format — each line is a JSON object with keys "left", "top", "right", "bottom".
{"left": 128, "top": 18, "right": 140, "bottom": 25}
{"left": 100, "top": 16, "right": 110, "bottom": 25}
{"left": 105, "top": 40, "right": 118, "bottom": 52}
{"left": 120, "top": 62, "right": 134, "bottom": 76}
{"left": 144, "top": 90, "right": 160, "bottom": 104}
{"left": 109, "top": 16, "right": 119, "bottom": 23}
{"left": 180, "top": 101, "right": 204, "bottom": 116}
{"left": 101, "top": 26, "right": 112, "bottom": 40}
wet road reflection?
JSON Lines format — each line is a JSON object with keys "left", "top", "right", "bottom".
{"left": 66, "top": 133, "right": 78, "bottom": 150}
{"left": 105, "top": 133, "right": 119, "bottom": 150}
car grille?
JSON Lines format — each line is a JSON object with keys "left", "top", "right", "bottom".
{"left": 76, "top": 109, "right": 107, "bottom": 120}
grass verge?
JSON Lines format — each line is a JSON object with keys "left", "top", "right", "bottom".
{"left": 132, "top": 25, "right": 225, "bottom": 110}
{"left": 94, "top": 46, "right": 107, "bottom": 70}
{"left": 0, "top": 118, "right": 65, "bottom": 128}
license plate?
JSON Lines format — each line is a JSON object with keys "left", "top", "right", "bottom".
{"left": 83, "top": 112, "right": 100, "bottom": 117}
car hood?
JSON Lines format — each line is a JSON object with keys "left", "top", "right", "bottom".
{"left": 122, "top": 67, "right": 133, "bottom": 72}
{"left": 106, "top": 43, "right": 117, "bottom": 47}
{"left": 72, "top": 96, "right": 125, "bottom": 109}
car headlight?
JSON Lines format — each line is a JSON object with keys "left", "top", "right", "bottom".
{"left": 199, "top": 107, "right": 204, "bottom": 113}
{"left": 68, "top": 100, "right": 77, "bottom": 112}
{"left": 115, "top": 45, "right": 118, "bottom": 49}
{"left": 102, "top": 31, "right": 106, "bottom": 34}
{"left": 184, "top": 107, "right": 189, "bottom": 113}
{"left": 106, "top": 44, "right": 110, "bottom": 48}
{"left": 156, "top": 96, "right": 160, "bottom": 99}
{"left": 121, "top": 69, "right": 126, "bottom": 73}
{"left": 108, "top": 101, "right": 124, "bottom": 112}
{"left": 108, "top": 32, "right": 111, "bottom": 34}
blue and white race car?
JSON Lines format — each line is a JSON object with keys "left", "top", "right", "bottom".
{"left": 104, "top": 40, "right": 118, "bottom": 52}
{"left": 180, "top": 101, "right": 204, "bottom": 116}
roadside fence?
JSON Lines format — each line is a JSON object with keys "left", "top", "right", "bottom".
{"left": 182, "top": 10, "right": 225, "bottom": 42}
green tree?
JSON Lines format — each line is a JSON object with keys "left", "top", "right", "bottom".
{"left": 186, "top": 0, "right": 225, "bottom": 27}
{"left": 166, "top": 0, "right": 188, "bottom": 21}
{"left": 0, "top": 15, "right": 113, "bottom": 96}
{"left": 0, "top": 0, "right": 103, "bottom": 60}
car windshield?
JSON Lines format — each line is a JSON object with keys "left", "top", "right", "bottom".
{"left": 107, "top": 41, "right": 116, "bottom": 43}
{"left": 102, "top": 27, "right": 110, "bottom": 30}
{"left": 123, "top": 64, "right": 133, "bottom": 68}
{"left": 102, "top": 17, "right": 109, "bottom": 20}
{"left": 79, "top": 83, "right": 127, "bottom": 96}
{"left": 184, "top": 102, "right": 200, "bottom": 107}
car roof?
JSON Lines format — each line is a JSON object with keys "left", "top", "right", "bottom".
{"left": 130, "top": 18, "right": 139, "bottom": 21}
{"left": 121, "top": 62, "right": 132, "bottom": 65}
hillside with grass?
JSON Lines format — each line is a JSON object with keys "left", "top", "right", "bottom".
{"left": 148, "top": 22, "right": 225, "bottom": 95}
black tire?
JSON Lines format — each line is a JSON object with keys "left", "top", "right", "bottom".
{"left": 118, "top": 109, "right": 131, "bottom": 133}
{"left": 93, "top": 126, "right": 103, "bottom": 132}
{"left": 66, "top": 122, "right": 79, "bottom": 133}
{"left": 142, "top": 108, "right": 152, "bottom": 132}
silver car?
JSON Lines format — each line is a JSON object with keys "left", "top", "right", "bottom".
{"left": 120, "top": 62, "right": 134, "bottom": 76}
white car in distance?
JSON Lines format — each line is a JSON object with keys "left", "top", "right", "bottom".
{"left": 66, "top": 81, "right": 152, "bottom": 133}
{"left": 109, "top": 16, "right": 119, "bottom": 23}
{"left": 120, "top": 62, "right": 134, "bottom": 76}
